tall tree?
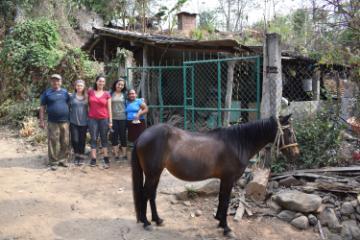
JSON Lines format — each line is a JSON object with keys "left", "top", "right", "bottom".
{"left": 155, "top": 0, "right": 188, "bottom": 34}
{"left": 217, "top": 0, "right": 256, "bottom": 32}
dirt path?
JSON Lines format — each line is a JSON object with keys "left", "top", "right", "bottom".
{"left": 0, "top": 126, "right": 321, "bottom": 240}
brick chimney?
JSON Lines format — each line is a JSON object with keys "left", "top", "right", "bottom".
{"left": 177, "top": 12, "right": 197, "bottom": 33}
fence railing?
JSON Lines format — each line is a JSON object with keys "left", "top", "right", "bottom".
{"left": 126, "top": 56, "right": 261, "bottom": 131}
{"left": 183, "top": 56, "right": 261, "bottom": 130}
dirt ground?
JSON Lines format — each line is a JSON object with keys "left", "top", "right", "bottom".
{"left": 0, "top": 126, "right": 321, "bottom": 240}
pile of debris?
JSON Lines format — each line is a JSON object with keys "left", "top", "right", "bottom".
{"left": 229, "top": 166, "right": 360, "bottom": 240}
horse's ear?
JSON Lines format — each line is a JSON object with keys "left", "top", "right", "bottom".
{"left": 279, "top": 114, "right": 292, "bottom": 124}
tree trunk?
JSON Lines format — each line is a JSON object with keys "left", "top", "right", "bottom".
{"left": 226, "top": 0, "right": 231, "bottom": 31}
{"left": 245, "top": 168, "right": 271, "bottom": 202}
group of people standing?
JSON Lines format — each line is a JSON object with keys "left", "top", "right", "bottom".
{"left": 39, "top": 74, "right": 148, "bottom": 170}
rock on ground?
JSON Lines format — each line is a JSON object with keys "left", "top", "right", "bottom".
{"left": 278, "top": 176, "right": 302, "bottom": 187}
{"left": 318, "top": 207, "right": 342, "bottom": 232}
{"left": 341, "top": 202, "right": 356, "bottom": 215}
{"left": 195, "top": 210, "right": 202, "bottom": 217}
{"left": 307, "top": 214, "right": 317, "bottom": 226}
{"left": 328, "top": 233, "right": 343, "bottom": 240}
{"left": 273, "top": 190, "right": 322, "bottom": 213}
{"left": 341, "top": 220, "right": 360, "bottom": 240}
{"left": 277, "top": 210, "right": 296, "bottom": 222}
{"left": 176, "top": 179, "right": 220, "bottom": 200}
{"left": 267, "top": 198, "right": 282, "bottom": 212}
{"left": 290, "top": 216, "right": 309, "bottom": 230}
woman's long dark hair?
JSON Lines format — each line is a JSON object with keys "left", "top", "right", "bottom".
{"left": 93, "top": 75, "right": 105, "bottom": 91}
{"left": 111, "top": 78, "right": 127, "bottom": 95}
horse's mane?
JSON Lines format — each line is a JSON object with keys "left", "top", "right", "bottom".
{"left": 206, "top": 117, "right": 277, "bottom": 145}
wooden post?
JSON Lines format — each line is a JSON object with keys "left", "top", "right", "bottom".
{"left": 260, "top": 33, "right": 283, "bottom": 168}
{"left": 223, "top": 61, "right": 235, "bottom": 126}
{"left": 335, "top": 72, "right": 341, "bottom": 117}
{"left": 260, "top": 33, "right": 283, "bottom": 118}
{"left": 312, "top": 69, "right": 320, "bottom": 100}
{"left": 140, "top": 45, "right": 149, "bottom": 99}
{"left": 103, "top": 38, "right": 109, "bottom": 74}
{"left": 125, "top": 51, "right": 134, "bottom": 87}
{"left": 246, "top": 33, "right": 283, "bottom": 202}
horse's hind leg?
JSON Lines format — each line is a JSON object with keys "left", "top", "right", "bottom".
{"left": 144, "top": 174, "right": 164, "bottom": 226}
{"left": 139, "top": 188, "right": 151, "bottom": 229}
{"left": 216, "top": 179, "right": 234, "bottom": 236}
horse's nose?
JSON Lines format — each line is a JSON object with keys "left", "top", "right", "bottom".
{"left": 292, "top": 147, "right": 300, "bottom": 160}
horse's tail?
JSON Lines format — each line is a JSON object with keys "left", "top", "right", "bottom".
{"left": 131, "top": 142, "right": 143, "bottom": 222}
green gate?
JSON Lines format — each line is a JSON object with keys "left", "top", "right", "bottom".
{"left": 126, "top": 56, "right": 261, "bottom": 130}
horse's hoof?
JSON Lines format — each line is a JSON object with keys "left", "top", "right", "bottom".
{"left": 224, "top": 231, "right": 237, "bottom": 239}
{"left": 217, "top": 222, "right": 225, "bottom": 228}
{"left": 144, "top": 224, "right": 153, "bottom": 231}
{"left": 154, "top": 218, "right": 164, "bottom": 226}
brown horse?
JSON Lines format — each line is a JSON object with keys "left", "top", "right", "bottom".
{"left": 132, "top": 115, "right": 299, "bottom": 237}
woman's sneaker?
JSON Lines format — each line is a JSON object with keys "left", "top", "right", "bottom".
{"left": 103, "top": 157, "right": 110, "bottom": 169}
{"left": 74, "top": 156, "right": 81, "bottom": 166}
{"left": 90, "top": 159, "right": 96, "bottom": 167}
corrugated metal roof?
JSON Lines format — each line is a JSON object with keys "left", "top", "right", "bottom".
{"left": 83, "top": 27, "right": 253, "bottom": 53}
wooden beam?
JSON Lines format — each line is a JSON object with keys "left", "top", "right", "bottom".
{"left": 271, "top": 166, "right": 360, "bottom": 176}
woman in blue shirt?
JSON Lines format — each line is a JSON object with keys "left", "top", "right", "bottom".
{"left": 126, "top": 89, "right": 148, "bottom": 142}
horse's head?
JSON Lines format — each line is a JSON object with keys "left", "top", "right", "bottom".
{"left": 277, "top": 114, "right": 300, "bottom": 160}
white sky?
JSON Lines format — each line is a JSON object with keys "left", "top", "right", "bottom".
{"left": 154, "top": 0, "right": 310, "bottom": 28}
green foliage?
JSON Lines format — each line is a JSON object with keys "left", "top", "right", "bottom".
{"left": 74, "top": 0, "right": 109, "bottom": 16}
{"left": 199, "top": 10, "right": 216, "bottom": 33}
{"left": 0, "top": 18, "right": 98, "bottom": 105}
{"left": 156, "top": 0, "right": 188, "bottom": 33}
{"left": 0, "top": 99, "right": 40, "bottom": 126}
{"left": 191, "top": 29, "right": 204, "bottom": 40}
{"left": 295, "top": 113, "right": 345, "bottom": 168}
{"left": 0, "top": 0, "right": 36, "bottom": 21}
{"left": 292, "top": 9, "right": 307, "bottom": 37}
{"left": 0, "top": 19, "right": 62, "bottom": 99}
{"left": 185, "top": 186, "right": 198, "bottom": 199}
{"left": 53, "top": 47, "right": 98, "bottom": 89}
{"left": 271, "top": 158, "right": 287, "bottom": 173}
{"left": 272, "top": 111, "right": 345, "bottom": 172}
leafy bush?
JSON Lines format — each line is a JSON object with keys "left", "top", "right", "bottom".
{"left": 0, "top": 99, "right": 40, "bottom": 126}
{"left": 53, "top": 47, "right": 98, "bottom": 90}
{"left": 271, "top": 111, "right": 345, "bottom": 172}
{"left": 0, "top": 19, "right": 98, "bottom": 102}
{"left": 0, "top": 19, "right": 62, "bottom": 100}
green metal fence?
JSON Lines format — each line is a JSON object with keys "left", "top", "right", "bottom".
{"left": 126, "top": 66, "right": 187, "bottom": 127}
{"left": 126, "top": 56, "right": 261, "bottom": 131}
{"left": 183, "top": 56, "right": 261, "bottom": 130}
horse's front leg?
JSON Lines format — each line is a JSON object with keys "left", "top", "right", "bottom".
{"left": 216, "top": 179, "right": 235, "bottom": 237}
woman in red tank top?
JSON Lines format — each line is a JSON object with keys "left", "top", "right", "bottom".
{"left": 88, "top": 76, "right": 112, "bottom": 168}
